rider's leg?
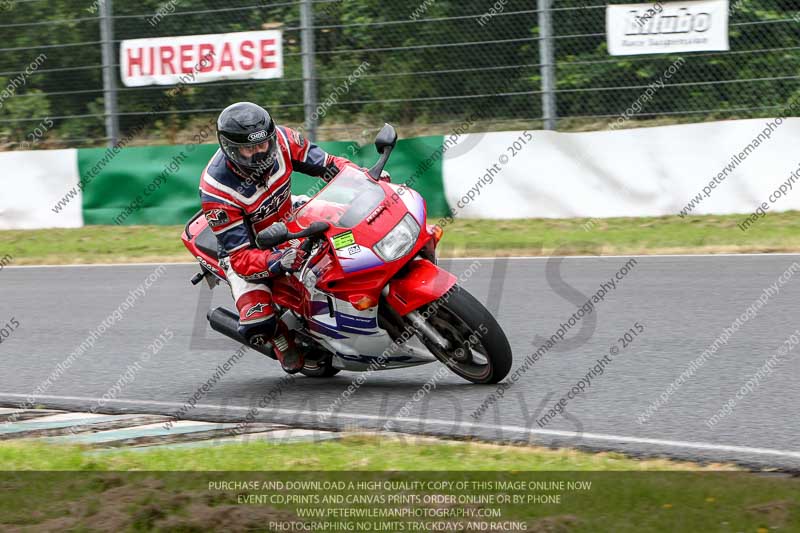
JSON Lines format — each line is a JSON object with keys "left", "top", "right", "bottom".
{"left": 221, "top": 257, "right": 304, "bottom": 373}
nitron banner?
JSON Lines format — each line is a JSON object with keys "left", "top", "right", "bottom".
{"left": 606, "top": 0, "right": 730, "bottom": 56}
{"left": 120, "top": 30, "right": 283, "bottom": 87}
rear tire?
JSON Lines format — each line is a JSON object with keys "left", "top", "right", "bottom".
{"left": 417, "top": 285, "right": 512, "bottom": 384}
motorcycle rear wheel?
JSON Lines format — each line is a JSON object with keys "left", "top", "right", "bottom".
{"left": 417, "top": 285, "right": 512, "bottom": 384}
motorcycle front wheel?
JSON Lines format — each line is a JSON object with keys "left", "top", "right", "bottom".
{"left": 416, "top": 284, "right": 512, "bottom": 384}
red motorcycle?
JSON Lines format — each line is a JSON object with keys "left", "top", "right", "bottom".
{"left": 182, "top": 124, "right": 511, "bottom": 384}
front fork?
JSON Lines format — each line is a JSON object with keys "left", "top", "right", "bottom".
{"left": 382, "top": 258, "right": 457, "bottom": 350}
{"left": 405, "top": 309, "right": 451, "bottom": 350}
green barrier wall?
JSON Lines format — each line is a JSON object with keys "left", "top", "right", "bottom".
{"left": 79, "top": 144, "right": 217, "bottom": 226}
{"left": 78, "top": 136, "right": 448, "bottom": 226}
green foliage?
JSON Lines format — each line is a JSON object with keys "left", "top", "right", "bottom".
{"left": 0, "top": 0, "right": 796, "bottom": 147}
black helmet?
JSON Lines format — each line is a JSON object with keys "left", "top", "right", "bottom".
{"left": 216, "top": 102, "right": 279, "bottom": 178}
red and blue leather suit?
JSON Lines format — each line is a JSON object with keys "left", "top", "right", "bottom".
{"left": 199, "top": 126, "right": 355, "bottom": 343}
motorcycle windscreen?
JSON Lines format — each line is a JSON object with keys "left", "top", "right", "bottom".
{"left": 295, "top": 167, "right": 385, "bottom": 229}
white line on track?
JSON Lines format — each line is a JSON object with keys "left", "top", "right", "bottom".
{"left": 5, "top": 253, "right": 800, "bottom": 269}
{"left": 1, "top": 393, "right": 799, "bottom": 461}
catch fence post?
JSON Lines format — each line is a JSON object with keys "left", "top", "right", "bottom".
{"left": 300, "top": 0, "right": 318, "bottom": 141}
{"left": 538, "top": 0, "right": 557, "bottom": 130}
{"left": 99, "top": 0, "right": 120, "bottom": 147}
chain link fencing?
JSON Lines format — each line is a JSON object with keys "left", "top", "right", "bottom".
{"left": 0, "top": 0, "right": 797, "bottom": 149}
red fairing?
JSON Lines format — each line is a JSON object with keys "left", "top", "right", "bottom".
{"left": 271, "top": 275, "right": 307, "bottom": 313}
{"left": 181, "top": 213, "right": 226, "bottom": 279}
{"left": 385, "top": 259, "right": 457, "bottom": 316}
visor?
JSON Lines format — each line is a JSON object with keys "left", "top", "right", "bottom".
{"left": 219, "top": 130, "right": 279, "bottom": 175}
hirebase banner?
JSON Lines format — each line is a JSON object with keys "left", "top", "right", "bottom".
{"left": 606, "top": 0, "right": 730, "bottom": 56}
{"left": 120, "top": 30, "right": 283, "bottom": 87}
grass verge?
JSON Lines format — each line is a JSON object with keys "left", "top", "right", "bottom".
{"left": 1, "top": 436, "right": 799, "bottom": 532}
{"left": 2, "top": 212, "right": 800, "bottom": 265}
{"left": 0, "top": 435, "right": 733, "bottom": 471}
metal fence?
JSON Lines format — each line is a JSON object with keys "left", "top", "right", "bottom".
{"left": 0, "top": 0, "right": 798, "bottom": 150}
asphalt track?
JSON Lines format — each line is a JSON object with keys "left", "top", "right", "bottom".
{"left": 2, "top": 254, "right": 800, "bottom": 469}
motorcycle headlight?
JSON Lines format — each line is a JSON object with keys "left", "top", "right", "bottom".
{"left": 374, "top": 214, "right": 420, "bottom": 262}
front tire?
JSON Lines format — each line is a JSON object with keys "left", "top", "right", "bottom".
{"left": 417, "top": 285, "right": 512, "bottom": 384}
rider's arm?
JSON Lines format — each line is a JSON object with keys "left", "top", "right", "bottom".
{"left": 280, "top": 126, "right": 356, "bottom": 182}
{"left": 201, "top": 197, "right": 284, "bottom": 280}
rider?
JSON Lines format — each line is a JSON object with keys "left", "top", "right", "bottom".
{"left": 200, "top": 102, "right": 386, "bottom": 373}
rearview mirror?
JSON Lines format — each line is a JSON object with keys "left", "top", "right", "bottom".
{"left": 374, "top": 123, "right": 397, "bottom": 154}
{"left": 256, "top": 222, "right": 289, "bottom": 250}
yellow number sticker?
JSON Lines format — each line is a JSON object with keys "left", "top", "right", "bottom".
{"left": 332, "top": 231, "right": 355, "bottom": 250}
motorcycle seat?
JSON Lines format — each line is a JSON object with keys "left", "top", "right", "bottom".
{"left": 195, "top": 226, "right": 220, "bottom": 260}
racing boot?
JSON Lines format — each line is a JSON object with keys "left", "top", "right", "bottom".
{"left": 272, "top": 320, "right": 304, "bottom": 374}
